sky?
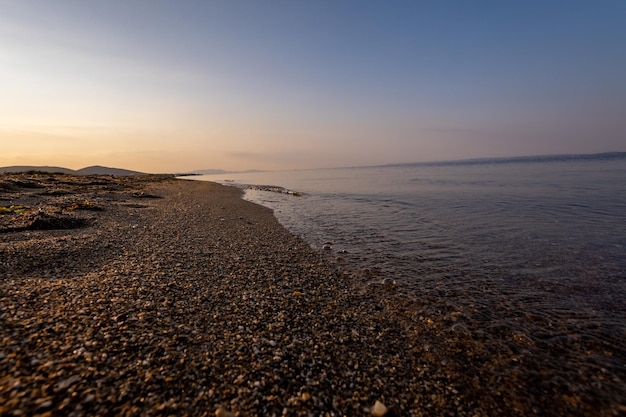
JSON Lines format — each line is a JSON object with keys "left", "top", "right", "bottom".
{"left": 1, "top": 1, "right": 625, "bottom": 173}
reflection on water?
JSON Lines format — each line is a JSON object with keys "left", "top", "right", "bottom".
{"left": 192, "top": 154, "right": 626, "bottom": 411}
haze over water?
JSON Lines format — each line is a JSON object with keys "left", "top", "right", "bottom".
{"left": 194, "top": 153, "right": 626, "bottom": 398}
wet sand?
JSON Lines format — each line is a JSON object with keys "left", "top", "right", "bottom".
{"left": 0, "top": 173, "right": 624, "bottom": 416}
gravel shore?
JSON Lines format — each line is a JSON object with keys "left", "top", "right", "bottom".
{"left": 1, "top": 174, "right": 624, "bottom": 416}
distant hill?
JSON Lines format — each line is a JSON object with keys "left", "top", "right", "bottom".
{"left": 0, "top": 165, "right": 145, "bottom": 176}
{"left": 0, "top": 166, "right": 75, "bottom": 174}
{"left": 75, "top": 165, "right": 144, "bottom": 176}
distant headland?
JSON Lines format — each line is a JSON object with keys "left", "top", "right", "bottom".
{"left": 0, "top": 165, "right": 145, "bottom": 176}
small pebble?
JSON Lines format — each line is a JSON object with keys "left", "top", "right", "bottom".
{"left": 371, "top": 400, "right": 388, "bottom": 416}
{"left": 215, "top": 407, "right": 235, "bottom": 417}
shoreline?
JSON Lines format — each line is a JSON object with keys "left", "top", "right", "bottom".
{"left": 1, "top": 173, "right": 623, "bottom": 416}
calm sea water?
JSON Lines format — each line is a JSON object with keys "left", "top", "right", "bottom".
{"left": 191, "top": 153, "right": 626, "bottom": 397}
{"left": 195, "top": 154, "right": 625, "bottom": 289}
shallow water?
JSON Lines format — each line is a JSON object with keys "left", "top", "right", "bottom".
{"left": 191, "top": 153, "right": 626, "bottom": 408}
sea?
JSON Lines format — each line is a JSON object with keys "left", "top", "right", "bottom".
{"left": 189, "top": 152, "right": 626, "bottom": 399}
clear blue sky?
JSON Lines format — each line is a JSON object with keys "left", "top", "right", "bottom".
{"left": 1, "top": 1, "right": 624, "bottom": 172}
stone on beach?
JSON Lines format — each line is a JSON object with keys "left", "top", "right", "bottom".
{"left": 215, "top": 407, "right": 235, "bottom": 417}
{"left": 371, "top": 400, "right": 389, "bottom": 416}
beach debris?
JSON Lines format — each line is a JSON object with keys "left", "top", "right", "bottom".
{"left": 448, "top": 323, "right": 470, "bottom": 336}
{"left": 371, "top": 400, "right": 389, "bottom": 416}
{"left": 132, "top": 191, "right": 162, "bottom": 199}
{"left": 1, "top": 210, "right": 90, "bottom": 233}
{"left": 0, "top": 205, "right": 29, "bottom": 214}
{"left": 293, "top": 290, "right": 303, "bottom": 297}
{"left": 29, "top": 212, "right": 89, "bottom": 230}
{"left": 381, "top": 277, "right": 397, "bottom": 288}
{"left": 65, "top": 200, "right": 103, "bottom": 211}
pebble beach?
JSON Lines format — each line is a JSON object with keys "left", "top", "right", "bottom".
{"left": 1, "top": 173, "right": 624, "bottom": 416}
